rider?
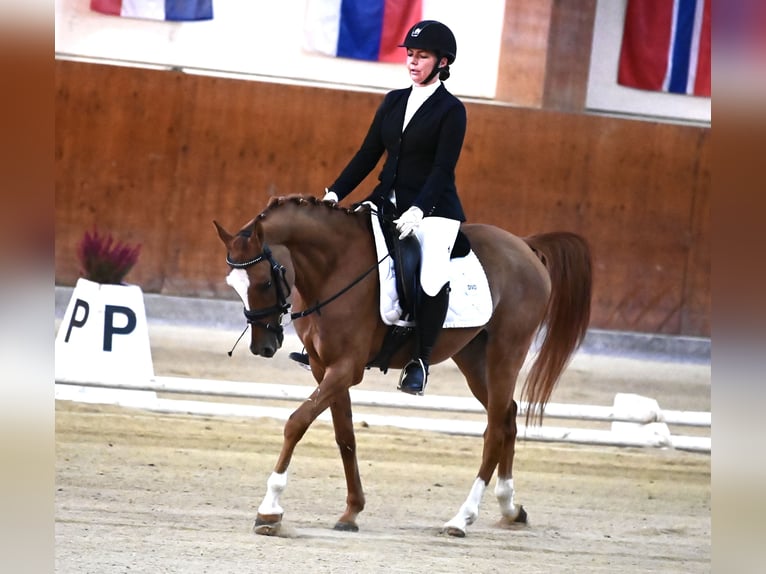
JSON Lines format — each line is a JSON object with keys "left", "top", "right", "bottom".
{"left": 322, "top": 20, "right": 467, "bottom": 395}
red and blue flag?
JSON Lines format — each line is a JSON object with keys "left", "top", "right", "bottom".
{"left": 90, "top": 0, "right": 213, "bottom": 21}
{"left": 304, "top": 0, "right": 423, "bottom": 62}
{"left": 618, "top": 0, "right": 711, "bottom": 97}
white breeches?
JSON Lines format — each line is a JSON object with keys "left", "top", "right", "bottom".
{"left": 413, "top": 216, "right": 461, "bottom": 296}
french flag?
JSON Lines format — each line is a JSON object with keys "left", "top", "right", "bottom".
{"left": 90, "top": 0, "right": 213, "bottom": 21}
{"left": 304, "top": 0, "right": 423, "bottom": 62}
{"left": 618, "top": 0, "right": 710, "bottom": 97}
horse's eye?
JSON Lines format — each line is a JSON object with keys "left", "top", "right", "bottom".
{"left": 259, "top": 280, "right": 273, "bottom": 291}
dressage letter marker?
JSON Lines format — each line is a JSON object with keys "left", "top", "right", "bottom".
{"left": 103, "top": 304, "right": 138, "bottom": 351}
{"left": 55, "top": 278, "right": 154, "bottom": 385}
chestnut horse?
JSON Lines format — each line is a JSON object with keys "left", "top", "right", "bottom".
{"left": 214, "top": 195, "right": 591, "bottom": 537}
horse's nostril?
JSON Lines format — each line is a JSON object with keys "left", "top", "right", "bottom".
{"left": 250, "top": 341, "right": 278, "bottom": 357}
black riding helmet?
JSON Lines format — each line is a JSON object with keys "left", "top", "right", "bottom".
{"left": 399, "top": 20, "right": 457, "bottom": 63}
{"left": 399, "top": 20, "right": 457, "bottom": 82}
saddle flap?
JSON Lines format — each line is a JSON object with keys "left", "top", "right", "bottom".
{"left": 392, "top": 234, "right": 421, "bottom": 317}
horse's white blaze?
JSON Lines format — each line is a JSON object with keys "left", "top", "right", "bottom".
{"left": 226, "top": 269, "right": 250, "bottom": 310}
{"left": 443, "top": 477, "right": 486, "bottom": 532}
{"left": 257, "top": 471, "right": 287, "bottom": 516}
{"left": 495, "top": 477, "right": 518, "bottom": 519}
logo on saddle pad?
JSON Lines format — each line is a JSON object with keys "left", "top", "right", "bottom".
{"left": 368, "top": 210, "right": 492, "bottom": 328}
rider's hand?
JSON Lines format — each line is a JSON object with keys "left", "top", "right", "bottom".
{"left": 394, "top": 206, "right": 423, "bottom": 239}
{"left": 322, "top": 189, "right": 339, "bottom": 204}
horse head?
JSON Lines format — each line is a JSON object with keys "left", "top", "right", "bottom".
{"left": 214, "top": 218, "right": 294, "bottom": 358}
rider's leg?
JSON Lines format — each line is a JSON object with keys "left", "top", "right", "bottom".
{"left": 398, "top": 282, "right": 450, "bottom": 394}
{"left": 398, "top": 217, "right": 459, "bottom": 395}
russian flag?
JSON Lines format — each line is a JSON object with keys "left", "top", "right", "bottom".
{"left": 618, "top": 0, "right": 710, "bottom": 97}
{"left": 90, "top": 0, "right": 213, "bottom": 21}
{"left": 304, "top": 0, "right": 423, "bottom": 62}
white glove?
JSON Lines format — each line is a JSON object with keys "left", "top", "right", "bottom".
{"left": 322, "top": 189, "right": 339, "bottom": 203}
{"left": 394, "top": 206, "right": 423, "bottom": 239}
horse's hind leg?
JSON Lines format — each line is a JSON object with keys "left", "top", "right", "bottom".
{"left": 444, "top": 334, "right": 529, "bottom": 536}
{"left": 441, "top": 335, "right": 491, "bottom": 537}
{"left": 495, "top": 399, "right": 528, "bottom": 526}
{"left": 329, "top": 390, "right": 365, "bottom": 532}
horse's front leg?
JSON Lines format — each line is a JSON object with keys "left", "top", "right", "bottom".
{"left": 329, "top": 390, "right": 365, "bottom": 531}
{"left": 253, "top": 362, "right": 359, "bottom": 536}
{"left": 253, "top": 384, "right": 326, "bottom": 536}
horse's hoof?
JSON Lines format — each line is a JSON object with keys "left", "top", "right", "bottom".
{"left": 253, "top": 515, "right": 282, "bottom": 536}
{"left": 442, "top": 526, "right": 466, "bottom": 538}
{"left": 333, "top": 520, "right": 359, "bottom": 532}
{"left": 515, "top": 506, "right": 528, "bottom": 524}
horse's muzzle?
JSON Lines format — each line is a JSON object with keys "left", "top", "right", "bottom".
{"left": 250, "top": 330, "right": 284, "bottom": 358}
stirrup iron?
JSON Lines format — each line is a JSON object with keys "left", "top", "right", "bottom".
{"left": 397, "top": 358, "right": 428, "bottom": 396}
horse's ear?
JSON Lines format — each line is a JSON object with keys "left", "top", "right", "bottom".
{"left": 213, "top": 220, "right": 234, "bottom": 246}
{"left": 249, "top": 221, "right": 264, "bottom": 247}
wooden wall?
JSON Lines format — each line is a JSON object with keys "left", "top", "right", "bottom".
{"left": 55, "top": 60, "right": 710, "bottom": 336}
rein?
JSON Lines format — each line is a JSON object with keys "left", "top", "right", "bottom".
{"left": 289, "top": 254, "right": 388, "bottom": 320}
{"left": 225, "top": 240, "right": 390, "bottom": 354}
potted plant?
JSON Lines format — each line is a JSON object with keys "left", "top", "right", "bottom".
{"left": 77, "top": 228, "right": 142, "bottom": 285}
{"left": 55, "top": 229, "right": 154, "bottom": 385}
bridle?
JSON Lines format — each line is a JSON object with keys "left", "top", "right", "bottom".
{"left": 226, "top": 244, "right": 292, "bottom": 336}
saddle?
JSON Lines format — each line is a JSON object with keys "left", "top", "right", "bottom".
{"left": 376, "top": 204, "right": 470, "bottom": 319}
{"left": 368, "top": 205, "right": 471, "bottom": 372}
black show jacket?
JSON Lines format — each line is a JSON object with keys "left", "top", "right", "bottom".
{"left": 329, "top": 83, "right": 467, "bottom": 221}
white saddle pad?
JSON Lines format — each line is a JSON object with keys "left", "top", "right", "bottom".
{"left": 369, "top": 210, "right": 492, "bottom": 328}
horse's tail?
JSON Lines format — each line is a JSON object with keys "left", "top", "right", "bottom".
{"left": 522, "top": 232, "right": 592, "bottom": 425}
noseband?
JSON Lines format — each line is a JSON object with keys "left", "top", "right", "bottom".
{"left": 227, "top": 244, "right": 291, "bottom": 336}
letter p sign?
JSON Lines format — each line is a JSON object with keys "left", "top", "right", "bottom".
{"left": 103, "top": 305, "right": 137, "bottom": 351}
{"left": 62, "top": 300, "right": 137, "bottom": 351}
{"left": 64, "top": 298, "right": 90, "bottom": 343}
{"left": 55, "top": 279, "right": 154, "bottom": 384}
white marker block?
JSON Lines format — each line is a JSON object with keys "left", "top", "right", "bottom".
{"left": 611, "top": 393, "right": 671, "bottom": 447}
{"left": 55, "top": 278, "right": 154, "bottom": 384}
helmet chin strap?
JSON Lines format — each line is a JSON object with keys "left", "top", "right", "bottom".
{"left": 420, "top": 63, "right": 444, "bottom": 86}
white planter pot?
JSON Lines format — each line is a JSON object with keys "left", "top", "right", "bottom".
{"left": 55, "top": 278, "right": 154, "bottom": 384}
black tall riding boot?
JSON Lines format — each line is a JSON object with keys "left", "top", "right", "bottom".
{"left": 398, "top": 283, "right": 450, "bottom": 395}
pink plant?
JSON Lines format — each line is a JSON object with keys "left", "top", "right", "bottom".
{"left": 77, "top": 229, "right": 141, "bottom": 285}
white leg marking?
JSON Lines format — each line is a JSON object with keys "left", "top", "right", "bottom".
{"left": 257, "top": 471, "right": 287, "bottom": 515}
{"left": 226, "top": 269, "right": 251, "bottom": 310}
{"left": 444, "top": 477, "right": 486, "bottom": 533}
{"left": 495, "top": 477, "right": 521, "bottom": 520}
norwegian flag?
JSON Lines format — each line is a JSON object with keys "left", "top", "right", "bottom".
{"left": 618, "top": 0, "right": 711, "bottom": 97}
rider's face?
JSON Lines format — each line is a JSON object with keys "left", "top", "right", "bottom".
{"left": 406, "top": 49, "right": 446, "bottom": 85}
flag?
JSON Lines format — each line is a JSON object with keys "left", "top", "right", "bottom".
{"left": 90, "top": 0, "right": 213, "bottom": 21}
{"left": 618, "top": 0, "right": 710, "bottom": 97}
{"left": 304, "top": 0, "right": 423, "bottom": 62}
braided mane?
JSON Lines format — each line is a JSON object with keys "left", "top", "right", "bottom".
{"left": 257, "top": 194, "right": 357, "bottom": 221}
